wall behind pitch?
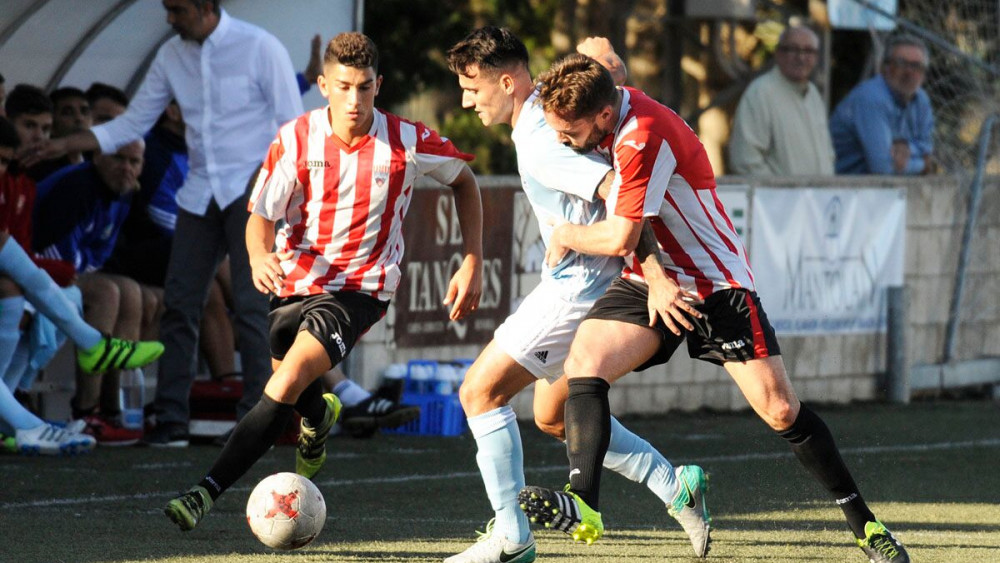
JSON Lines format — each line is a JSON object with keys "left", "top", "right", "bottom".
{"left": 351, "top": 174, "right": 999, "bottom": 418}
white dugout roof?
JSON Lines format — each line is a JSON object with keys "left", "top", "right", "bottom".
{"left": 0, "top": 0, "right": 363, "bottom": 110}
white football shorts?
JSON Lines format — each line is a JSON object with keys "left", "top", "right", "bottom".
{"left": 494, "top": 280, "right": 595, "bottom": 380}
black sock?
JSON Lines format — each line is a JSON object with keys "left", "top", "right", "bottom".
{"left": 199, "top": 394, "right": 294, "bottom": 500}
{"left": 295, "top": 379, "right": 327, "bottom": 424}
{"left": 779, "top": 404, "right": 876, "bottom": 538}
{"left": 565, "top": 377, "right": 611, "bottom": 510}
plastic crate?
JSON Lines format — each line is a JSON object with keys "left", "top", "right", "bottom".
{"left": 383, "top": 360, "right": 472, "bottom": 437}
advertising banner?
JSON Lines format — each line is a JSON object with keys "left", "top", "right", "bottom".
{"left": 750, "top": 188, "right": 905, "bottom": 334}
{"left": 392, "top": 187, "right": 514, "bottom": 347}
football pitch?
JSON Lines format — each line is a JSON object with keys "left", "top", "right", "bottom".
{"left": 3, "top": 400, "right": 998, "bottom": 563}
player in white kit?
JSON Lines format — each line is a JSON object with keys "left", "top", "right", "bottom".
{"left": 443, "top": 28, "right": 711, "bottom": 563}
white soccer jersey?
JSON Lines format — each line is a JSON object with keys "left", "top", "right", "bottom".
{"left": 604, "top": 87, "right": 755, "bottom": 298}
{"left": 512, "top": 92, "right": 620, "bottom": 301}
{"left": 249, "top": 107, "right": 472, "bottom": 300}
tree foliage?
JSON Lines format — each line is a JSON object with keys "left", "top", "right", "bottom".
{"left": 363, "top": 0, "right": 561, "bottom": 174}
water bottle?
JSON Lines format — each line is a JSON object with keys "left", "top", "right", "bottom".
{"left": 119, "top": 369, "right": 145, "bottom": 431}
{"left": 435, "top": 363, "right": 457, "bottom": 395}
{"left": 408, "top": 361, "right": 435, "bottom": 394}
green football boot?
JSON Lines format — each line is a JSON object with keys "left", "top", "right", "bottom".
{"left": 668, "top": 465, "right": 712, "bottom": 557}
{"left": 518, "top": 484, "right": 603, "bottom": 545}
{"left": 77, "top": 334, "right": 164, "bottom": 374}
{"left": 295, "top": 393, "right": 342, "bottom": 479}
{"left": 857, "top": 520, "right": 910, "bottom": 563}
{"left": 164, "top": 485, "right": 213, "bottom": 531}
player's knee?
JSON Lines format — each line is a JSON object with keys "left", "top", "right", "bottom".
{"left": 458, "top": 377, "right": 488, "bottom": 414}
{"left": 83, "top": 277, "right": 120, "bottom": 308}
{"left": 264, "top": 365, "right": 308, "bottom": 404}
{"left": 534, "top": 415, "right": 565, "bottom": 441}
{"left": 141, "top": 293, "right": 160, "bottom": 325}
{"left": 563, "top": 352, "right": 599, "bottom": 379}
{"left": 763, "top": 400, "right": 798, "bottom": 430}
{"left": 0, "top": 276, "right": 22, "bottom": 296}
{"left": 458, "top": 375, "right": 506, "bottom": 416}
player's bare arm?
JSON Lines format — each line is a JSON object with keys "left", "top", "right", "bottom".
{"left": 545, "top": 212, "right": 639, "bottom": 268}
{"left": 634, "top": 220, "right": 701, "bottom": 334}
{"left": 21, "top": 129, "right": 100, "bottom": 168}
{"left": 442, "top": 164, "right": 484, "bottom": 320}
{"left": 594, "top": 169, "right": 615, "bottom": 200}
{"left": 246, "top": 213, "right": 289, "bottom": 295}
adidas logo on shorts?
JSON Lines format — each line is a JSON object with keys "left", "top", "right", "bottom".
{"left": 534, "top": 350, "right": 549, "bottom": 364}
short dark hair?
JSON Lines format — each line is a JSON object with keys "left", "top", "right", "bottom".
{"left": 0, "top": 72, "right": 5, "bottom": 85}
{"left": 324, "top": 32, "right": 379, "bottom": 73}
{"left": 5, "top": 84, "right": 53, "bottom": 120}
{"left": 188, "top": 0, "right": 221, "bottom": 16}
{"left": 0, "top": 116, "right": 20, "bottom": 150}
{"left": 50, "top": 86, "right": 88, "bottom": 107}
{"left": 447, "top": 26, "right": 529, "bottom": 77}
{"left": 536, "top": 54, "right": 617, "bottom": 121}
{"left": 86, "top": 82, "right": 129, "bottom": 108}
{"left": 883, "top": 34, "right": 929, "bottom": 65}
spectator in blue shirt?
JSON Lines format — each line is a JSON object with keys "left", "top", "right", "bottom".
{"left": 33, "top": 141, "right": 143, "bottom": 272}
{"left": 32, "top": 140, "right": 154, "bottom": 444}
{"left": 829, "top": 34, "right": 935, "bottom": 175}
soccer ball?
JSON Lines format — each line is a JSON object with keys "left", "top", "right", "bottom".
{"left": 246, "top": 472, "right": 326, "bottom": 550}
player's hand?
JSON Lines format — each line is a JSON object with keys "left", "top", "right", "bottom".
{"left": 891, "top": 139, "right": 910, "bottom": 173}
{"left": 576, "top": 36, "right": 626, "bottom": 86}
{"left": 250, "top": 250, "right": 292, "bottom": 295}
{"left": 304, "top": 34, "right": 323, "bottom": 84}
{"left": 19, "top": 138, "right": 67, "bottom": 169}
{"left": 443, "top": 254, "right": 482, "bottom": 320}
{"left": 544, "top": 222, "right": 571, "bottom": 268}
{"left": 646, "top": 276, "right": 702, "bottom": 335}
{"left": 576, "top": 37, "right": 615, "bottom": 59}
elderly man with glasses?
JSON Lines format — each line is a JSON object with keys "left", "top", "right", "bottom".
{"left": 730, "top": 25, "right": 835, "bottom": 176}
{"left": 830, "top": 34, "right": 935, "bottom": 175}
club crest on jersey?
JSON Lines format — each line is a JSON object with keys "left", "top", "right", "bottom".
{"left": 373, "top": 163, "right": 390, "bottom": 187}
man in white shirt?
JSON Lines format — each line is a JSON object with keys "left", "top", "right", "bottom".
{"left": 27, "top": 0, "right": 303, "bottom": 447}
{"left": 729, "top": 26, "right": 834, "bottom": 176}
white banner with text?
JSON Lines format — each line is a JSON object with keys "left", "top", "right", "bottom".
{"left": 750, "top": 188, "right": 906, "bottom": 335}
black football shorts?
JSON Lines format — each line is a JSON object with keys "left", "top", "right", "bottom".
{"left": 584, "top": 277, "right": 781, "bottom": 371}
{"left": 268, "top": 291, "right": 389, "bottom": 366}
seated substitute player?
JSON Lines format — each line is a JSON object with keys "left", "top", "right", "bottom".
{"left": 444, "top": 28, "right": 710, "bottom": 563}
{"left": 517, "top": 54, "right": 910, "bottom": 563}
{"left": 0, "top": 117, "right": 162, "bottom": 455}
{"left": 163, "top": 31, "right": 483, "bottom": 531}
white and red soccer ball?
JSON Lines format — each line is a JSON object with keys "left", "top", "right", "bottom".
{"left": 246, "top": 472, "right": 326, "bottom": 550}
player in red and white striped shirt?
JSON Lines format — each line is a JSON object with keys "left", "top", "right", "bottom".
{"left": 519, "top": 54, "right": 909, "bottom": 563}
{"left": 165, "top": 33, "right": 484, "bottom": 532}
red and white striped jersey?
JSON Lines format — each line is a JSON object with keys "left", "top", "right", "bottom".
{"left": 249, "top": 107, "right": 473, "bottom": 300}
{"left": 602, "top": 87, "right": 755, "bottom": 298}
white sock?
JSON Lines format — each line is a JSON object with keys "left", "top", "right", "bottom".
{"left": 3, "top": 337, "right": 30, "bottom": 392}
{"left": 468, "top": 406, "right": 531, "bottom": 544}
{"left": 0, "top": 297, "right": 24, "bottom": 384}
{"left": 332, "top": 379, "right": 371, "bottom": 407}
{"left": 0, "top": 373, "right": 43, "bottom": 430}
{"left": 0, "top": 240, "right": 101, "bottom": 350}
{"left": 603, "top": 416, "right": 678, "bottom": 505}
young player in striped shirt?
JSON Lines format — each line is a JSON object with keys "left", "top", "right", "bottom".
{"left": 518, "top": 54, "right": 909, "bottom": 563}
{"left": 164, "top": 32, "right": 484, "bottom": 531}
